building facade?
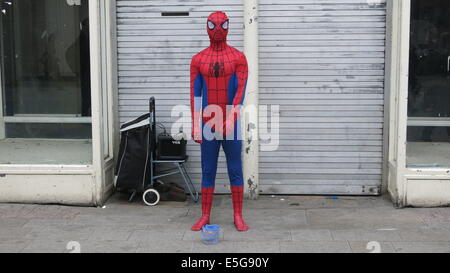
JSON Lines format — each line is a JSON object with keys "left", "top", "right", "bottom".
{"left": 0, "top": 0, "right": 449, "bottom": 207}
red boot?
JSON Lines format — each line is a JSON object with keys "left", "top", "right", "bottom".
{"left": 231, "top": 186, "right": 249, "bottom": 231}
{"left": 191, "top": 187, "right": 215, "bottom": 231}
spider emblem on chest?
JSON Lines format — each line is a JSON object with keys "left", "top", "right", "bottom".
{"left": 208, "top": 62, "right": 225, "bottom": 78}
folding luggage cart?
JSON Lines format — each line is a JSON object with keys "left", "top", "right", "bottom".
{"left": 115, "top": 97, "right": 199, "bottom": 206}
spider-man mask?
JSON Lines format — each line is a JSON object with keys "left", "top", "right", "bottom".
{"left": 207, "top": 11, "right": 229, "bottom": 42}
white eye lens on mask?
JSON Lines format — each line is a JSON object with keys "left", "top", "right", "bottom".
{"left": 207, "top": 21, "right": 215, "bottom": 30}
{"left": 222, "top": 20, "right": 229, "bottom": 30}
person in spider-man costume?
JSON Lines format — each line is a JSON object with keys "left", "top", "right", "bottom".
{"left": 190, "top": 11, "right": 249, "bottom": 232}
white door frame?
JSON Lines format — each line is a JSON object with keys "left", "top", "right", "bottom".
{"left": 0, "top": 13, "right": 4, "bottom": 139}
{"left": 0, "top": 68, "right": 4, "bottom": 139}
{"left": 90, "top": 0, "right": 119, "bottom": 205}
{"left": 105, "top": 0, "right": 119, "bottom": 163}
{"left": 386, "top": 0, "right": 411, "bottom": 207}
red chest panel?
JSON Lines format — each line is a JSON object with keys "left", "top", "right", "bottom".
{"left": 197, "top": 48, "right": 239, "bottom": 107}
{"left": 190, "top": 43, "right": 248, "bottom": 133}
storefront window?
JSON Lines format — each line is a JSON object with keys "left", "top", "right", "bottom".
{"left": 0, "top": 0, "right": 92, "bottom": 164}
{"left": 407, "top": 0, "right": 450, "bottom": 167}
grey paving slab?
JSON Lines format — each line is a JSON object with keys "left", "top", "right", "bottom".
{"left": 128, "top": 229, "right": 185, "bottom": 243}
{"left": 231, "top": 241, "right": 281, "bottom": 253}
{"left": 398, "top": 228, "right": 450, "bottom": 242}
{"left": 245, "top": 195, "right": 394, "bottom": 210}
{"left": 0, "top": 227, "right": 32, "bottom": 239}
{"left": 88, "top": 227, "right": 138, "bottom": 242}
{"left": 331, "top": 229, "right": 403, "bottom": 242}
{"left": 191, "top": 241, "right": 242, "bottom": 253}
{"left": 222, "top": 196, "right": 291, "bottom": 210}
{"left": 137, "top": 241, "right": 194, "bottom": 253}
{"left": 225, "top": 228, "right": 291, "bottom": 242}
{"left": 422, "top": 221, "right": 450, "bottom": 229}
{"left": 0, "top": 204, "right": 38, "bottom": 218}
{"left": 392, "top": 242, "right": 450, "bottom": 253}
{"left": 94, "top": 205, "right": 190, "bottom": 218}
{"left": 306, "top": 207, "right": 426, "bottom": 230}
{"left": 147, "top": 222, "right": 187, "bottom": 231}
{"left": 25, "top": 205, "right": 81, "bottom": 219}
{"left": 0, "top": 244, "right": 27, "bottom": 253}
{"left": 349, "top": 241, "right": 396, "bottom": 253}
{"left": 290, "top": 229, "right": 333, "bottom": 242}
{"left": 81, "top": 241, "right": 141, "bottom": 253}
{"left": 176, "top": 220, "right": 200, "bottom": 231}
{"left": 23, "top": 225, "right": 95, "bottom": 242}
{"left": 415, "top": 208, "right": 450, "bottom": 229}
{"left": 69, "top": 214, "right": 164, "bottom": 227}
{"left": 21, "top": 238, "right": 71, "bottom": 253}
{"left": 192, "top": 241, "right": 281, "bottom": 253}
{"left": 280, "top": 241, "right": 352, "bottom": 253}
{"left": 0, "top": 218, "right": 29, "bottom": 229}
{"left": 22, "top": 218, "right": 73, "bottom": 229}
{"left": 1, "top": 194, "right": 450, "bottom": 253}
{"left": 0, "top": 238, "right": 30, "bottom": 253}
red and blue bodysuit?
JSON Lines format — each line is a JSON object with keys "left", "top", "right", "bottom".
{"left": 190, "top": 11, "right": 249, "bottom": 232}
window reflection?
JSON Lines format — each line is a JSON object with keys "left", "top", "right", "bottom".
{"left": 1, "top": 0, "right": 91, "bottom": 138}
{"left": 407, "top": 0, "right": 450, "bottom": 167}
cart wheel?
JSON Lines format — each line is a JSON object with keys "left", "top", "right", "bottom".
{"left": 143, "top": 189, "right": 160, "bottom": 206}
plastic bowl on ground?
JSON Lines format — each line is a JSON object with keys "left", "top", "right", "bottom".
{"left": 201, "top": 225, "right": 222, "bottom": 245}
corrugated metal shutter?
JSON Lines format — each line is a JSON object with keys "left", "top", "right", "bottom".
{"left": 116, "top": 0, "right": 244, "bottom": 193}
{"left": 258, "top": 0, "right": 386, "bottom": 195}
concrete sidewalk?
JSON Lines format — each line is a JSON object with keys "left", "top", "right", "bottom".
{"left": 1, "top": 193, "right": 450, "bottom": 253}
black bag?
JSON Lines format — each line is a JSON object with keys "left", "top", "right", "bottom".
{"left": 114, "top": 113, "right": 152, "bottom": 191}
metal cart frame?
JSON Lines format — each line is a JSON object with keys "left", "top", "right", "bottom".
{"left": 139, "top": 97, "right": 199, "bottom": 205}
